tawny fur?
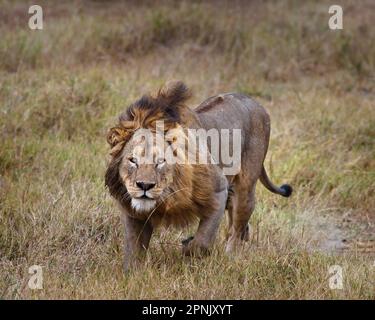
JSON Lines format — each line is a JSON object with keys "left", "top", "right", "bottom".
{"left": 105, "top": 81, "right": 292, "bottom": 269}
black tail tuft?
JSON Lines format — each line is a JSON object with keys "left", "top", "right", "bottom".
{"left": 280, "top": 184, "right": 293, "bottom": 197}
{"left": 260, "top": 166, "right": 293, "bottom": 198}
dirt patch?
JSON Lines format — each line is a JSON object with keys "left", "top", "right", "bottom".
{"left": 305, "top": 209, "right": 375, "bottom": 254}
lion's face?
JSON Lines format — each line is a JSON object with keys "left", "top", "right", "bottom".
{"left": 118, "top": 129, "right": 176, "bottom": 212}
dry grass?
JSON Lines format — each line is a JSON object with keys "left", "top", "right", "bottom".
{"left": 0, "top": 0, "right": 374, "bottom": 299}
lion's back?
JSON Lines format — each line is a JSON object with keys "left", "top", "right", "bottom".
{"left": 194, "top": 93, "right": 271, "bottom": 175}
{"left": 194, "top": 93, "right": 270, "bottom": 134}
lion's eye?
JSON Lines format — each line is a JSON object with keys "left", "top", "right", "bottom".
{"left": 128, "top": 157, "right": 138, "bottom": 165}
{"left": 156, "top": 158, "right": 165, "bottom": 167}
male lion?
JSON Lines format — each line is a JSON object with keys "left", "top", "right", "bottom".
{"left": 105, "top": 81, "right": 292, "bottom": 270}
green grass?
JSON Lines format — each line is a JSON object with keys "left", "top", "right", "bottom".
{"left": 0, "top": 0, "right": 374, "bottom": 299}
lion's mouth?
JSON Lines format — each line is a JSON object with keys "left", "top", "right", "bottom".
{"left": 137, "top": 193, "right": 154, "bottom": 200}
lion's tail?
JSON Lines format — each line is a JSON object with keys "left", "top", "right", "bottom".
{"left": 259, "top": 165, "right": 292, "bottom": 197}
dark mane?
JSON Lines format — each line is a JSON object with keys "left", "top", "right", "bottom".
{"left": 104, "top": 155, "right": 129, "bottom": 206}
{"left": 106, "top": 81, "right": 191, "bottom": 155}
{"left": 120, "top": 81, "right": 191, "bottom": 128}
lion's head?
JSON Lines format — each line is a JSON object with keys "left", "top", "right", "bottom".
{"left": 115, "top": 128, "right": 180, "bottom": 213}
{"left": 105, "top": 81, "right": 218, "bottom": 225}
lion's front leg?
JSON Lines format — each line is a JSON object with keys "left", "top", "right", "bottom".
{"left": 122, "top": 214, "right": 153, "bottom": 271}
{"left": 182, "top": 188, "right": 227, "bottom": 256}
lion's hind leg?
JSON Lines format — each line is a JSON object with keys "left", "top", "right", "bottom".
{"left": 225, "top": 183, "right": 256, "bottom": 254}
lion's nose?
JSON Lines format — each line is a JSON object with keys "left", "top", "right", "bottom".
{"left": 136, "top": 181, "right": 156, "bottom": 191}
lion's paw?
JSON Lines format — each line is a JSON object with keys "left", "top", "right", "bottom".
{"left": 182, "top": 239, "right": 209, "bottom": 257}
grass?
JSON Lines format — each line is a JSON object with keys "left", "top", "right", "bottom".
{"left": 0, "top": 0, "right": 374, "bottom": 299}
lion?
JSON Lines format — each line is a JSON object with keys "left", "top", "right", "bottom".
{"left": 105, "top": 81, "right": 292, "bottom": 270}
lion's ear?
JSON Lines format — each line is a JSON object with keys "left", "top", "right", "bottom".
{"left": 107, "top": 127, "right": 132, "bottom": 157}
{"left": 106, "top": 127, "right": 128, "bottom": 147}
{"left": 107, "top": 119, "right": 136, "bottom": 156}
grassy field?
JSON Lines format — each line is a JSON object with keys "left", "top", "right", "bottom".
{"left": 0, "top": 0, "right": 374, "bottom": 299}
